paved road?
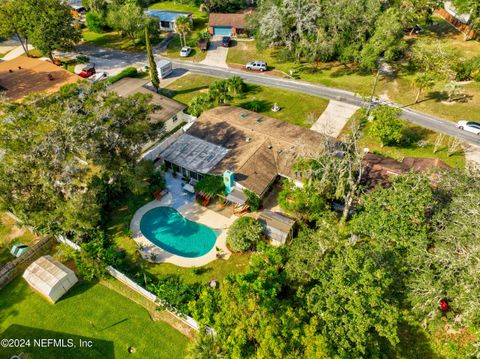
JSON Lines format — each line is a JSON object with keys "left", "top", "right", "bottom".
{"left": 76, "top": 45, "right": 480, "bottom": 146}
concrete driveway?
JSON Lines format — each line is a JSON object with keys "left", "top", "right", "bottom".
{"left": 200, "top": 36, "right": 228, "bottom": 68}
{"left": 311, "top": 100, "right": 359, "bottom": 137}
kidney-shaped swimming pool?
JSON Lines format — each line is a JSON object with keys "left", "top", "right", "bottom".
{"left": 139, "top": 207, "right": 218, "bottom": 258}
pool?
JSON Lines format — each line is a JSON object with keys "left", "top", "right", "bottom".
{"left": 139, "top": 207, "right": 218, "bottom": 258}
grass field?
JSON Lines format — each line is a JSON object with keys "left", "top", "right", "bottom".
{"left": 162, "top": 74, "right": 329, "bottom": 127}
{"left": 150, "top": 1, "right": 208, "bottom": 62}
{"left": 0, "top": 278, "right": 189, "bottom": 358}
{"left": 82, "top": 30, "right": 156, "bottom": 52}
{"left": 0, "top": 213, "right": 38, "bottom": 266}
{"left": 342, "top": 111, "right": 465, "bottom": 169}
{"left": 226, "top": 19, "right": 480, "bottom": 123}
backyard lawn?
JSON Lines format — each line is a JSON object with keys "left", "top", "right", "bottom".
{"left": 226, "top": 18, "right": 480, "bottom": 123}
{"left": 0, "top": 212, "right": 38, "bottom": 266}
{"left": 162, "top": 74, "right": 329, "bottom": 128}
{"left": 0, "top": 278, "right": 189, "bottom": 358}
{"left": 150, "top": 1, "right": 208, "bottom": 62}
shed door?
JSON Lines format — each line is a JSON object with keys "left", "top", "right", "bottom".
{"left": 213, "top": 26, "right": 232, "bottom": 36}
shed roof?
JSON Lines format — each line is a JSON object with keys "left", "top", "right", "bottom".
{"left": 108, "top": 78, "right": 186, "bottom": 123}
{"left": 0, "top": 57, "right": 81, "bottom": 101}
{"left": 23, "top": 255, "right": 78, "bottom": 303}
{"left": 258, "top": 210, "right": 295, "bottom": 233}
{"left": 209, "top": 13, "right": 249, "bottom": 28}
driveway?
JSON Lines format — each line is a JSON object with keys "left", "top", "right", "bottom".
{"left": 311, "top": 101, "right": 359, "bottom": 137}
{"left": 200, "top": 36, "right": 228, "bottom": 68}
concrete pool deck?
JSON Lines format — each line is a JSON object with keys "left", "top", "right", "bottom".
{"left": 130, "top": 177, "right": 236, "bottom": 267}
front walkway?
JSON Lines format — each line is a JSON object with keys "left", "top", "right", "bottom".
{"left": 130, "top": 173, "right": 235, "bottom": 267}
{"left": 200, "top": 36, "right": 229, "bottom": 68}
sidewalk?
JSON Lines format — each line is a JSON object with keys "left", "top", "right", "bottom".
{"left": 3, "top": 44, "right": 34, "bottom": 61}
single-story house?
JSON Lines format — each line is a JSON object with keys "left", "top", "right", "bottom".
{"left": 108, "top": 77, "right": 187, "bottom": 133}
{"left": 0, "top": 57, "right": 81, "bottom": 102}
{"left": 258, "top": 209, "right": 295, "bottom": 246}
{"left": 146, "top": 10, "right": 193, "bottom": 32}
{"left": 23, "top": 255, "right": 78, "bottom": 303}
{"left": 362, "top": 152, "right": 450, "bottom": 189}
{"left": 158, "top": 106, "right": 332, "bottom": 203}
{"left": 208, "top": 12, "right": 251, "bottom": 36}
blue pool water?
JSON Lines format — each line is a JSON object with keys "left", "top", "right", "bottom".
{"left": 140, "top": 207, "right": 217, "bottom": 258}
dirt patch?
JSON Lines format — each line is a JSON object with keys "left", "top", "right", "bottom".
{"left": 151, "top": 311, "right": 197, "bottom": 339}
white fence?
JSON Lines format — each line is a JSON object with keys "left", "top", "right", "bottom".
{"left": 56, "top": 235, "right": 206, "bottom": 332}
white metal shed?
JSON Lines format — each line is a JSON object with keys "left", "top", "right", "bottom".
{"left": 23, "top": 255, "right": 78, "bottom": 303}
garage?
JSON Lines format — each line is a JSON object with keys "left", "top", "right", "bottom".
{"left": 213, "top": 26, "right": 233, "bottom": 36}
{"left": 208, "top": 12, "right": 250, "bottom": 37}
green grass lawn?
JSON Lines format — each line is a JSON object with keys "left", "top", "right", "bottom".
{"left": 342, "top": 111, "right": 465, "bottom": 169}
{"left": 0, "top": 278, "right": 189, "bottom": 358}
{"left": 150, "top": 1, "right": 208, "bottom": 62}
{"left": 82, "top": 29, "right": 162, "bottom": 52}
{"left": 226, "top": 28, "right": 480, "bottom": 123}
{"left": 0, "top": 213, "right": 38, "bottom": 266}
{"left": 162, "top": 74, "right": 329, "bottom": 128}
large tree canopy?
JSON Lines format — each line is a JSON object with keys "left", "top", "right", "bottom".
{"left": 0, "top": 82, "right": 161, "bottom": 239}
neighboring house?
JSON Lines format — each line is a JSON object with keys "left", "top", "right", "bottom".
{"left": 107, "top": 78, "right": 187, "bottom": 133}
{"left": 146, "top": 10, "right": 193, "bottom": 32}
{"left": 208, "top": 12, "right": 251, "bottom": 36}
{"left": 435, "top": 2, "right": 477, "bottom": 39}
{"left": 0, "top": 57, "right": 81, "bottom": 102}
{"left": 258, "top": 209, "right": 295, "bottom": 247}
{"left": 158, "top": 106, "right": 333, "bottom": 202}
{"left": 362, "top": 152, "right": 450, "bottom": 189}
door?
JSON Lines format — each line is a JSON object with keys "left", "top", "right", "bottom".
{"left": 213, "top": 26, "right": 232, "bottom": 36}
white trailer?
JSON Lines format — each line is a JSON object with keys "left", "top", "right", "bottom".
{"left": 156, "top": 60, "right": 173, "bottom": 79}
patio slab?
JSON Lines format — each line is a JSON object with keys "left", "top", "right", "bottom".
{"left": 129, "top": 173, "right": 235, "bottom": 267}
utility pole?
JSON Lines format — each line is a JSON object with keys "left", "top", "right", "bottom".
{"left": 367, "top": 69, "right": 381, "bottom": 116}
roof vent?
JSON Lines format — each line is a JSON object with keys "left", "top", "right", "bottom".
{"left": 246, "top": 137, "right": 251, "bottom": 143}
{"left": 267, "top": 144, "right": 272, "bottom": 149}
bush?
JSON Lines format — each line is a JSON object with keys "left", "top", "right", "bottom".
{"left": 368, "top": 106, "right": 404, "bottom": 146}
{"left": 454, "top": 56, "right": 480, "bottom": 81}
{"left": 106, "top": 66, "right": 138, "bottom": 84}
{"left": 194, "top": 175, "right": 225, "bottom": 199}
{"left": 85, "top": 11, "right": 106, "bottom": 33}
{"left": 244, "top": 189, "right": 261, "bottom": 211}
{"left": 227, "top": 217, "right": 264, "bottom": 252}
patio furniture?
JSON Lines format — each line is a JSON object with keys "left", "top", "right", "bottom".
{"left": 183, "top": 183, "right": 195, "bottom": 193}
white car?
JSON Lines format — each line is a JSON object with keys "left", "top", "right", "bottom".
{"left": 246, "top": 61, "right": 267, "bottom": 71}
{"left": 90, "top": 72, "right": 108, "bottom": 83}
{"left": 180, "top": 46, "right": 192, "bottom": 57}
{"left": 457, "top": 121, "right": 480, "bottom": 135}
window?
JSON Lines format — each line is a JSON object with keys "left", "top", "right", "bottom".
{"left": 171, "top": 114, "right": 178, "bottom": 122}
{"left": 160, "top": 21, "right": 171, "bottom": 29}
{"left": 164, "top": 161, "right": 172, "bottom": 169}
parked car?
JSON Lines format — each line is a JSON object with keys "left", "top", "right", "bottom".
{"left": 90, "top": 72, "right": 108, "bottom": 83}
{"left": 221, "top": 36, "right": 231, "bottom": 47}
{"left": 180, "top": 46, "right": 192, "bottom": 57}
{"left": 79, "top": 63, "right": 96, "bottom": 78}
{"left": 198, "top": 37, "right": 210, "bottom": 51}
{"left": 246, "top": 61, "right": 267, "bottom": 72}
{"left": 457, "top": 121, "right": 480, "bottom": 135}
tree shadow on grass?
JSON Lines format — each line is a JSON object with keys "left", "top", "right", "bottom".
{"left": 1, "top": 324, "right": 115, "bottom": 359}
{"left": 238, "top": 99, "right": 272, "bottom": 113}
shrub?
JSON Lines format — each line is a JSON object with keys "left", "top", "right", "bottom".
{"left": 368, "top": 106, "right": 404, "bottom": 146}
{"left": 106, "top": 66, "right": 138, "bottom": 84}
{"left": 194, "top": 175, "right": 225, "bottom": 199}
{"left": 244, "top": 189, "right": 261, "bottom": 211}
{"left": 227, "top": 217, "right": 264, "bottom": 252}
{"left": 85, "top": 11, "right": 106, "bottom": 33}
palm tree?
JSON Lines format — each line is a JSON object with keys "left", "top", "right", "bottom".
{"left": 227, "top": 76, "right": 246, "bottom": 97}
{"left": 175, "top": 16, "right": 192, "bottom": 48}
{"left": 186, "top": 330, "right": 224, "bottom": 359}
{"left": 412, "top": 73, "right": 435, "bottom": 103}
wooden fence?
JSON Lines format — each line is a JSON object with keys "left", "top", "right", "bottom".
{"left": 434, "top": 9, "right": 478, "bottom": 40}
{"left": 0, "top": 236, "right": 54, "bottom": 289}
